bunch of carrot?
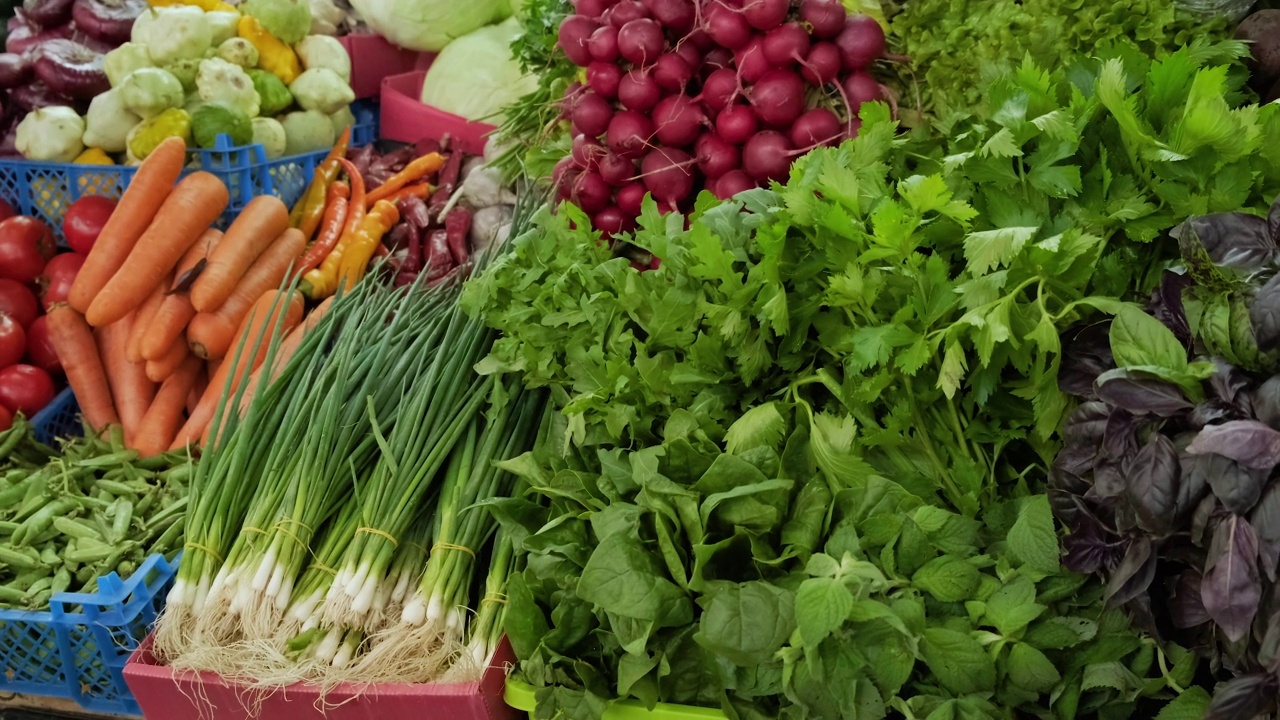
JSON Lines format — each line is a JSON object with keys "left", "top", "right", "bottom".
{"left": 46, "top": 136, "right": 324, "bottom": 457}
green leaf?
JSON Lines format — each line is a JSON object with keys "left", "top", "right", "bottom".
{"left": 1006, "top": 643, "right": 1061, "bottom": 692}
{"left": 963, "top": 226, "right": 1040, "bottom": 274}
{"left": 1024, "top": 616, "right": 1097, "bottom": 649}
{"left": 1081, "top": 661, "right": 1144, "bottom": 696}
{"left": 795, "top": 576, "right": 854, "bottom": 648}
{"left": 724, "top": 402, "right": 788, "bottom": 455}
{"left": 1153, "top": 687, "right": 1212, "bottom": 720}
{"left": 1110, "top": 304, "right": 1187, "bottom": 371}
{"left": 694, "top": 581, "right": 795, "bottom": 666}
{"left": 1007, "top": 495, "right": 1061, "bottom": 575}
{"left": 984, "top": 577, "right": 1046, "bottom": 636}
{"left": 913, "top": 556, "right": 981, "bottom": 602}
{"left": 920, "top": 627, "right": 997, "bottom": 695}
{"left": 578, "top": 533, "right": 692, "bottom": 627}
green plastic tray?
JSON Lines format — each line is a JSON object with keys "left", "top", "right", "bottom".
{"left": 504, "top": 679, "right": 727, "bottom": 719}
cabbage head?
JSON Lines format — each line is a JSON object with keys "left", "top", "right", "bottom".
{"left": 350, "top": 0, "right": 509, "bottom": 52}
{"left": 419, "top": 19, "right": 537, "bottom": 122}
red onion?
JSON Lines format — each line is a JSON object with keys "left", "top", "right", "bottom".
{"left": 71, "top": 0, "right": 145, "bottom": 44}
{"left": 0, "top": 53, "right": 35, "bottom": 89}
{"left": 5, "top": 15, "right": 74, "bottom": 55}
{"left": 10, "top": 81, "right": 75, "bottom": 111}
{"left": 22, "top": 0, "right": 75, "bottom": 29}
{"left": 34, "top": 39, "right": 107, "bottom": 100}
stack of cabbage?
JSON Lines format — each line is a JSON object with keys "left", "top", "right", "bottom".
{"left": 16, "top": 0, "right": 356, "bottom": 164}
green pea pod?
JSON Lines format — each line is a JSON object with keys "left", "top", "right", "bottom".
{"left": 12, "top": 498, "right": 78, "bottom": 547}
{"left": 50, "top": 568, "right": 71, "bottom": 596}
{"left": 0, "top": 422, "right": 28, "bottom": 460}
{"left": 0, "top": 545, "right": 42, "bottom": 568}
{"left": 73, "top": 450, "right": 140, "bottom": 468}
{"left": 95, "top": 479, "right": 142, "bottom": 498}
{"left": 53, "top": 517, "right": 103, "bottom": 542}
{"left": 39, "top": 544, "right": 60, "bottom": 566}
{"left": 112, "top": 499, "right": 135, "bottom": 542}
{"left": 0, "top": 585, "right": 29, "bottom": 605}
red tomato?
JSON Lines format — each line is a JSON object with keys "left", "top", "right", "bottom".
{"left": 0, "top": 404, "right": 10, "bottom": 432}
{"left": 0, "top": 216, "right": 55, "bottom": 284}
{"left": 25, "top": 316, "right": 59, "bottom": 374}
{"left": 62, "top": 195, "right": 116, "bottom": 255}
{"left": 0, "top": 364, "right": 55, "bottom": 416}
{"left": 0, "top": 313, "right": 23, "bottom": 368}
{"left": 0, "top": 278, "right": 38, "bottom": 328}
{"left": 39, "top": 252, "right": 84, "bottom": 311}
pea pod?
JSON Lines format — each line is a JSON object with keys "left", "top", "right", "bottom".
{"left": 0, "top": 545, "right": 42, "bottom": 569}
{"left": 12, "top": 498, "right": 79, "bottom": 547}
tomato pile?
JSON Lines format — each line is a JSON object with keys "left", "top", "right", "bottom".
{"left": 0, "top": 194, "right": 114, "bottom": 431}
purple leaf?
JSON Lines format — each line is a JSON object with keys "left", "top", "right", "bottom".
{"left": 1205, "top": 674, "right": 1278, "bottom": 720}
{"left": 1191, "top": 494, "right": 1220, "bottom": 547}
{"left": 1249, "top": 483, "right": 1280, "bottom": 582}
{"left": 1095, "top": 369, "right": 1193, "bottom": 417}
{"left": 1201, "top": 515, "right": 1263, "bottom": 643}
{"left": 1059, "top": 321, "right": 1115, "bottom": 397}
{"left": 1258, "top": 608, "right": 1280, "bottom": 674}
{"left": 1209, "top": 360, "right": 1253, "bottom": 408}
{"left": 1252, "top": 376, "right": 1280, "bottom": 429}
{"left": 1186, "top": 420, "right": 1280, "bottom": 471}
{"left": 1105, "top": 536, "right": 1157, "bottom": 605}
{"left": 1122, "top": 433, "right": 1179, "bottom": 536}
{"left": 1174, "top": 452, "right": 1214, "bottom": 521}
{"left": 1150, "top": 270, "right": 1193, "bottom": 347}
{"left": 1102, "top": 409, "right": 1142, "bottom": 460}
{"left": 1180, "top": 212, "right": 1275, "bottom": 269}
{"left": 1088, "top": 459, "right": 1126, "bottom": 501}
{"left": 1202, "top": 457, "right": 1267, "bottom": 516}
{"left": 1169, "top": 570, "right": 1211, "bottom": 629}
{"left": 1061, "top": 512, "right": 1114, "bottom": 575}
{"left": 1253, "top": 272, "right": 1280, "bottom": 353}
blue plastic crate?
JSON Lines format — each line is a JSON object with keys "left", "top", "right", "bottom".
{"left": 0, "top": 553, "right": 177, "bottom": 716}
{"left": 0, "top": 101, "right": 378, "bottom": 242}
{"left": 30, "top": 387, "right": 80, "bottom": 446}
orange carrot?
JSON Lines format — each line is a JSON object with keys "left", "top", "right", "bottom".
{"left": 70, "top": 137, "right": 186, "bottom": 314}
{"left": 190, "top": 195, "right": 290, "bottom": 313}
{"left": 187, "top": 228, "right": 305, "bottom": 360}
{"left": 145, "top": 334, "right": 190, "bottom": 382}
{"left": 134, "top": 355, "right": 203, "bottom": 457}
{"left": 365, "top": 153, "right": 445, "bottom": 207}
{"left": 97, "top": 315, "right": 155, "bottom": 445}
{"left": 45, "top": 304, "right": 119, "bottom": 432}
{"left": 141, "top": 229, "right": 223, "bottom": 363}
{"left": 127, "top": 279, "right": 169, "bottom": 364}
{"left": 187, "top": 368, "right": 208, "bottom": 416}
{"left": 86, "top": 172, "right": 230, "bottom": 327}
{"left": 173, "top": 290, "right": 305, "bottom": 449}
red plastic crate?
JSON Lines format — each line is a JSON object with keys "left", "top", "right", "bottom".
{"left": 380, "top": 70, "right": 497, "bottom": 156}
{"left": 123, "top": 634, "right": 520, "bottom": 720}
{"left": 339, "top": 33, "right": 434, "bottom": 99}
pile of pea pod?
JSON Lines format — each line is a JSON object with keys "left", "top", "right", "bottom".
{"left": 0, "top": 417, "right": 189, "bottom": 610}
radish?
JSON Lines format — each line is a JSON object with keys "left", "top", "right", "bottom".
{"left": 587, "top": 61, "right": 623, "bottom": 98}
{"left": 686, "top": 27, "right": 715, "bottom": 51}
{"left": 842, "top": 71, "right": 883, "bottom": 113}
{"left": 750, "top": 69, "right": 806, "bottom": 127}
{"left": 800, "top": 42, "right": 841, "bottom": 85}
{"left": 644, "top": 0, "right": 695, "bottom": 33}
{"left": 572, "top": 134, "right": 605, "bottom": 169}
{"left": 559, "top": 15, "right": 601, "bottom": 67}
{"left": 572, "top": 92, "right": 614, "bottom": 137}
{"left": 742, "top": 131, "right": 793, "bottom": 181}
{"left": 616, "top": 181, "right": 647, "bottom": 216}
{"left": 706, "top": 1, "right": 751, "bottom": 49}
{"left": 574, "top": 0, "right": 614, "bottom": 17}
{"left": 835, "top": 14, "right": 886, "bottom": 71}
{"left": 799, "top": 0, "right": 846, "bottom": 39}
{"left": 618, "top": 18, "right": 664, "bottom": 64}
{"left": 654, "top": 53, "right": 694, "bottom": 91}
{"left": 789, "top": 107, "right": 840, "bottom": 147}
{"left": 588, "top": 25, "right": 620, "bottom": 61}
{"left": 763, "top": 23, "right": 810, "bottom": 67}
{"left": 607, "top": 110, "right": 654, "bottom": 158}
{"left": 695, "top": 132, "right": 740, "bottom": 179}
{"left": 598, "top": 152, "right": 635, "bottom": 186}
{"left": 593, "top": 206, "right": 629, "bottom": 237}
{"left": 703, "top": 47, "right": 734, "bottom": 73}
{"left": 716, "top": 103, "right": 758, "bottom": 144}
{"left": 742, "top": 0, "right": 789, "bottom": 31}
{"left": 553, "top": 156, "right": 580, "bottom": 203}
{"left": 844, "top": 116, "right": 862, "bottom": 140}
{"left": 674, "top": 41, "right": 701, "bottom": 70}
{"left": 605, "top": 0, "right": 649, "bottom": 26}
{"left": 654, "top": 94, "right": 706, "bottom": 147}
{"left": 641, "top": 147, "right": 695, "bottom": 204}
{"left": 735, "top": 36, "right": 772, "bottom": 84}
{"left": 713, "top": 170, "right": 755, "bottom": 199}
{"left": 619, "top": 68, "right": 661, "bottom": 112}
{"left": 573, "top": 171, "right": 613, "bottom": 213}
{"left": 701, "top": 67, "right": 739, "bottom": 112}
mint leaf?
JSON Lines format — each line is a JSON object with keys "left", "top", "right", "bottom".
{"left": 1110, "top": 304, "right": 1188, "bottom": 371}
{"left": 912, "top": 556, "right": 981, "bottom": 602}
{"left": 1006, "top": 643, "right": 1061, "bottom": 692}
{"left": 1024, "top": 617, "right": 1098, "bottom": 649}
{"left": 795, "top": 577, "right": 854, "bottom": 648}
{"left": 984, "top": 577, "right": 1046, "bottom": 636}
{"left": 920, "top": 627, "right": 997, "bottom": 695}
{"left": 1007, "top": 495, "right": 1061, "bottom": 575}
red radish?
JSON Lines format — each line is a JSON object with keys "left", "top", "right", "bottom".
{"left": 714, "top": 170, "right": 756, "bottom": 199}
{"left": 38, "top": 252, "right": 83, "bottom": 311}
{"left": 705, "top": 1, "right": 751, "bottom": 49}
{"left": 572, "top": 92, "right": 614, "bottom": 137}
{"left": 716, "top": 103, "right": 758, "bottom": 144}
{"left": 572, "top": 134, "right": 605, "bottom": 169}
{"left": 685, "top": 27, "right": 715, "bottom": 51}
{"left": 641, "top": 147, "right": 695, "bottom": 204}
{"left": 835, "top": 14, "right": 886, "bottom": 71}
{"left": 644, "top": 0, "right": 694, "bottom": 33}
{"left": 674, "top": 42, "right": 701, "bottom": 70}
{"left": 799, "top": 0, "right": 846, "bottom": 39}
{"left": 695, "top": 132, "right": 740, "bottom": 179}
{"left": 562, "top": 82, "right": 587, "bottom": 114}
{"left": 735, "top": 36, "right": 771, "bottom": 84}
{"left": 593, "top": 206, "right": 628, "bottom": 236}
{"left": 24, "top": 315, "right": 59, "bottom": 374}
{"left": 553, "top": 157, "right": 581, "bottom": 203}
{"left": 654, "top": 94, "right": 706, "bottom": 147}
{"left": 0, "top": 404, "right": 10, "bottom": 432}
{"left": 800, "top": 42, "right": 841, "bottom": 85}
{"left": 605, "top": 0, "right": 649, "bottom": 26}
{"left": 0, "top": 313, "right": 23, "bottom": 368}
{"left": 588, "top": 25, "right": 620, "bottom": 61}
{"left": 790, "top": 107, "right": 841, "bottom": 147}
{"left": 573, "top": 171, "right": 613, "bottom": 213}
{"left": 654, "top": 53, "right": 694, "bottom": 91}
{"left": 616, "top": 182, "right": 647, "bottom": 215}
{"left": 598, "top": 152, "right": 635, "bottom": 186}
{"left": 607, "top": 110, "right": 654, "bottom": 158}
{"left": 0, "top": 279, "right": 37, "bottom": 329}
{"left": 559, "top": 15, "right": 601, "bottom": 67}
{"left": 842, "top": 71, "right": 883, "bottom": 112}
{"left": 750, "top": 69, "right": 806, "bottom": 126}
{"left": 703, "top": 47, "right": 733, "bottom": 73}
{"left": 844, "top": 116, "right": 862, "bottom": 139}
{"left": 61, "top": 194, "right": 115, "bottom": 255}
{"left": 619, "top": 68, "right": 661, "bottom": 112}
{"left": 587, "top": 61, "right": 623, "bottom": 98}
{"left": 701, "top": 67, "right": 740, "bottom": 112}
{"left": 0, "top": 364, "right": 55, "bottom": 416}
{"left": 617, "top": 18, "right": 664, "bottom": 64}
{"left": 743, "top": 0, "right": 788, "bottom": 30}
{"left": 743, "top": 130, "right": 794, "bottom": 181}
{"left": 574, "top": 0, "right": 613, "bottom": 16}
{"left": 763, "top": 23, "right": 810, "bottom": 66}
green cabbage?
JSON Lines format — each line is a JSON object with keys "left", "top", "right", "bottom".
{"left": 349, "top": 0, "right": 508, "bottom": 52}
{"left": 240, "top": 0, "right": 311, "bottom": 45}
{"left": 418, "top": 19, "right": 537, "bottom": 123}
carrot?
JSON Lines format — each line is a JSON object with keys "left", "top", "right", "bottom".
{"left": 86, "top": 172, "right": 230, "bottom": 327}
{"left": 45, "top": 304, "right": 119, "bottom": 432}
{"left": 236, "top": 296, "right": 334, "bottom": 415}
{"left": 97, "top": 315, "right": 156, "bottom": 445}
{"left": 187, "top": 368, "right": 208, "bottom": 416}
{"left": 365, "top": 153, "right": 445, "bottom": 207}
{"left": 127, "top": 279, "right": 169, "bottom": 364}
{"left": 190, "top": 195, "right": 290, "bottom": 313}
{"left": 141, "top": 229, "right": 223, "bottom": 362}
{"left": 134, "top": 355, "right": 203, "bottom": 457}
{"left": 187, "top": 228, "right": 306, "bottom": 360}
{"left": 70, "top": 137, "right": 186, "bottom": 314}
{"left": 145, "top": 334, "right": 190, "bottom": 383}
{"left": 173, "top": 290, "right": 305, "bottom": 449}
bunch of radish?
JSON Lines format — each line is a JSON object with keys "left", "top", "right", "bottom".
{"left": 555, "top": 0, "right": 888, "bottom": 236}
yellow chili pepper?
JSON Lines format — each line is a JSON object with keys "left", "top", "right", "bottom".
{"left": 289, "top": 127, "right": 352, "bottom": 235}
{"left": 335, "top": 200, "right": 400, "bottom": 292}
{"left": 238, "top": 16, "right": 301, "bottom": 84}
{"left": 147, "top": 0, "right": 235, "bottom": 9}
